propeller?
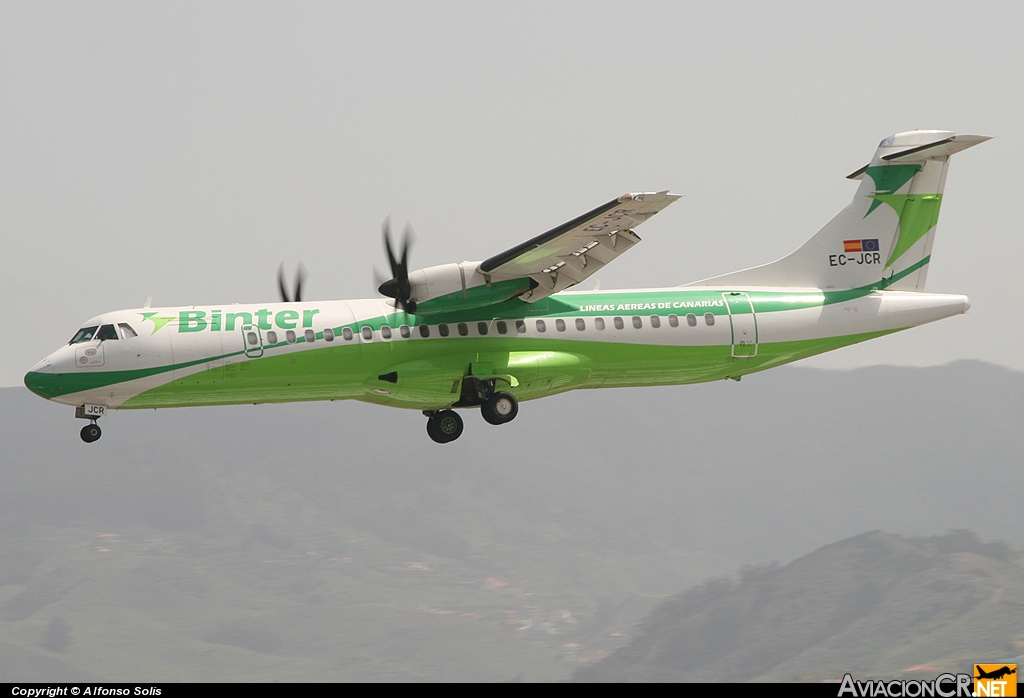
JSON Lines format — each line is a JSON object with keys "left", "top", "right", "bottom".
{"left": 277, "top": 262, "right": 307, "bottom": 303}
{"left": 377, "top": 217, "right": 417, "bottom": 313}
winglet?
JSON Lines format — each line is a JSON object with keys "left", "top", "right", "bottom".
{"left": 618, "top": 190, "right": 682, "bottom": 209}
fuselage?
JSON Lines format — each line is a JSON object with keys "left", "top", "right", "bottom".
{"left": 24, "top": 285, "right": 969, "bottom": 412}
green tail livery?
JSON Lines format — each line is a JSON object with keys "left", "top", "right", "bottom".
{"left": 25, "top": 130, "right": 988, "bottom": 443}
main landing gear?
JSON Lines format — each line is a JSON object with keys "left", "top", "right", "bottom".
{"left": 480, "top": 391, "right": 518, "bottom": 425}
{"left": 424, "top": 390, "right": 519, "bottom": 444}
{"left": 426, "top": 410, "right": 464, "bottom": 444}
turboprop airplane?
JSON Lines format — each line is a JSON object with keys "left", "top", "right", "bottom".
{"left": 24, "top": 130, "right": 988, "bottom": 444}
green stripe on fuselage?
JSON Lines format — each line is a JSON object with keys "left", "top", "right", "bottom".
{"left": 117, "top": 329, "right": 896, "bottom": 411}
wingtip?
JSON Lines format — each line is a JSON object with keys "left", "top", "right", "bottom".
{"left": 618, "top": 191, "right": 683, "bottom": 203}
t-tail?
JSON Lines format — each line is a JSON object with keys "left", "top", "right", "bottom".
{"left": 686, "top": 130, "right": 990, "bottom": 291}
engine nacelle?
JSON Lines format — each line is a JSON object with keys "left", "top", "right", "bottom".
{"left": 405, "top": 262, "right": 534, "bottom": 315}
{"left": 408, "top": 262, "right": 475, "bottom": 301}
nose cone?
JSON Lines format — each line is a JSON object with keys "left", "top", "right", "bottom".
{"left": 24, "top": 357, "right": 57, "bottom": 399}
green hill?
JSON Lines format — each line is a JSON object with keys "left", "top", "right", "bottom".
{"left": 575, "top": 531, "right": 1024, "bottom": 682}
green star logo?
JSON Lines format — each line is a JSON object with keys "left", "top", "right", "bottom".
{"left": 862, "top": 164, "right": 944, "bottom": 268}
{"left": 140, "top": 312, "right": 174, "bottom": 334}
{"left": 863, "top": 164, "right": 922, "bottom": 217}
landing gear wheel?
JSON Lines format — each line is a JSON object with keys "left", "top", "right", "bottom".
{"left": 427, "top": 410, "right": 464, "bottom": 443}
{"left": 80, "top": 423, "right": 102, "bottom": 443}
{"left": 481, "top": 392, "right": 518, "bottom": 425}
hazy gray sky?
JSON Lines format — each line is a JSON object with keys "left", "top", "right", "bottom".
{"left": 2, "top": 0, "right": 1020, "bottom": 386}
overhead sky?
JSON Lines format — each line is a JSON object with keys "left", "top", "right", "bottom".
{"left": 2, "top": 1, "right": 1020, "bottom": 386}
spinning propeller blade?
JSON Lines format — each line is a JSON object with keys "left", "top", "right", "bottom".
{"left": 377, "top": 218, "right": 417, "bottom": 313}
{"left": 277, "top": 262, "right": 307, "bottom": 303}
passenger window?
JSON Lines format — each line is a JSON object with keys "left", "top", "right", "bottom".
{"left": 477, "top": 322, "right": 488, "bottom": 335}
{"left": 497, "top": 321, "right": 508, "bottom": 335}
{"left": 536, "top": 319, "right": 546, "bottom": 333}
{"left": 381, "top": 325, "right": 392, "bottom": 339}
{"left": 286, "top": 330, "right": 297, "bottom": 343}
{"left": 516, "top": 320, "right": 526, "bottom": 334}
{"left": 614, "top": 317, "right": 624, "bottom": 330}
{"left": 555, "top": 319, "right": 566, "bottom": 332}
{"left": 439, "top": 324, "right": 450, "bottom": 337}
{"left": 305, "top": 329, "right": 315, "bottom": 343}
{"left": 687, "top": 313, "right": 697, "bottom": 327}
{"left": 361, "top": 326, "right": 373, "bottom": 340}
{"left": 650, "top": 316, "right": 661, "bottom": 328}
{"left": 704, "top": 313, "right": 715, "bottom": 326}
{"left": 247, "top": 331, "right": 258, "bottom": 346}
{"left": 576, "top": 318, "right": 585, "bottom": 331}
{"left": 668, "top": 314, "right": 679, "bottom": 328}
{"left": 343, "top": 327, "right": 354, "bottom": 341}
{"left": 69, "top": 326, "right": 99, "bottom": 344}
{"left": 117, "top": 323, "right": 138, "bottom": 339}
{"left": 458, "top": 323, "right": 469, "bottom": 336}
{"left": 400, "top": 325, "right": 411, "bottom": 339}
{"left": 324, "top": 328, "right": 335, "bottom": 341}
{"left": 632, "top": 316, "right": 642, "bottom": 329}
{"left": 419, "top": 324, "right": 430, "bottom": 338}
{"left": 595, "top": 318, "right": 605, "bottom": 331}
{"left": 267, "top": 330, "right": 278, "bottom": 344}
{"left": 97, "top": 324, "right": 119, "bottom": 340}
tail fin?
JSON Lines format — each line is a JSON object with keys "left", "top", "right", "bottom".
{"left": 686, "top": 130, "right": 990, "bottom": 291}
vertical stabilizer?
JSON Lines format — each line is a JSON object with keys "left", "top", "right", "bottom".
{"left": 686, "top": 130, "right": 990, "bottom": 291}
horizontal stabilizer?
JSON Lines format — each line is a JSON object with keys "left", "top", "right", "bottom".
{"left": 847, "top": 132, "right": 990, "bottom": 179}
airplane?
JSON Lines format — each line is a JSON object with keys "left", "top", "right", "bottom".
{"left": 24, "top": 129, "right": 988, "bottom": 444}
{"left": 975, "top": 666, "right": 1016, "bottom": 681}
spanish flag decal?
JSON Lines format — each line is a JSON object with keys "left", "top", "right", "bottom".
{"left": 844, "top": 239, "right": 879, "bottom": 253}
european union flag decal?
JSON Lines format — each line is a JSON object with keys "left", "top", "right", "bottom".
{"left": 862, "top": 239, "right": 880, "bottom": 252}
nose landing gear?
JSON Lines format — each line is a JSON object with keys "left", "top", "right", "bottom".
{"left": 80, "top": 422, "right": 102, "bottom": 443}
{"left": 75, "top": 404, "right": 106, "bottom": 443}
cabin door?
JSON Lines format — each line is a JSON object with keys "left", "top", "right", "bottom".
{"left": 241, "top": 324, "right": 265, "bottom": 358}
{"left": 722, "top": 292, "right": 758, "bottom": 358}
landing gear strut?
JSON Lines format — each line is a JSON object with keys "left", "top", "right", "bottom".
{"left": 425, "top": 410, "right": 464, "bottom": 444}
{"left": 80, "top": 422, "right": 102, "bottom": 443}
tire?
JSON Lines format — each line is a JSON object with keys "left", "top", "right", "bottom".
{"left": 481, "top": 392, "right": 518, "bottom": 425}
{"left": 428, "top": 410, "right": 463, "bottom": 443}
{"left": 426, "top": 416, "right": 445, "bottom": 443}
{"left": 80, "top": 423, "right": 102, "bottom": 443}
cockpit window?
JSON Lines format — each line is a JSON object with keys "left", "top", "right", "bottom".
{"left": 96, "top": 324, "right": 119, "bottom": 340}
{"left": 118, "top": 323, "right": 138, "bottom": 339}
{"left": 69, "top": 326, "right": 99, "bottom": 344}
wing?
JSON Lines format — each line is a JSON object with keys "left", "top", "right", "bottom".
{"left": 479, "top": 191, "right": 680, "bottom": 301}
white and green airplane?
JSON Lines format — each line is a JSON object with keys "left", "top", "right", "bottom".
{"left": 25, "top": 130, "right": 988, "bottom": 444}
